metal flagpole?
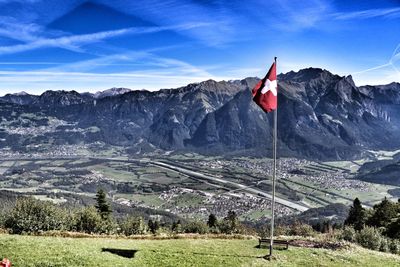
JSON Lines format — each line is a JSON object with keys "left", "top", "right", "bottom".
{"left": 269, "top": 57, "right": 278, "bottom": 258}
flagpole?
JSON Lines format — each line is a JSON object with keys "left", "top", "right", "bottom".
{"left": 269, "top": 56, "right": 278, "bottom": 258}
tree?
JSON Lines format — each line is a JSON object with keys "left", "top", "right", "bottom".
{"left": 345, "top": 198, "right": 367, "bottom": 231}
{"left": 171, "top": 220, "right": 182, "bottom": 233}
{"left": 386, "top": 217, "right": 400, "bottom": 239}
{"left": 207, "top": 214, "right": 218, "bottom": 228}
{"left": 95, "top": 188, "right": 112, "bottom": 220}
{"left": 120, "top": 216, "right": 145, "bottom": 236}
{"left": 220, "top": 210, "right": 239, "bottom": 234}
{"left": 74, "top": 206, "right": 104, "bottom": 234}
{"left": 183, "top": 221, "right": 209, "bottom": 234}
{"left": 148, "top": 219, "right": 160, "bottom": 234}
{"left": 367, "top": 197, "right": 398, "bottom": 228}
{"left": 4, "top": 197, "right": 67, "bottom": 234}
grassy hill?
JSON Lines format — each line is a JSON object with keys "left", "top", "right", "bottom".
{"left": 1, "top": 234, "right": 400, "bottom": 266}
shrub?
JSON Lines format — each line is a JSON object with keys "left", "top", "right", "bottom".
{"left": 340, "top": 226, "right": 356, "bottom": 242}
{"left": 356, "top": 226, "right": 382, "bottom": 251}
{"left": 119, "top": 216, "right": 146, "bottom": 236}
{"left": 288, "top": 223, "right": 316, "bottom": 237}
{"left": 0, "top": 210, "right": 7, "bottom": 229}
{"left": 385, "top": 217, "right": 400, "bottom": 239}
{"left": 207, "top": 214, "right": 218, "bottom": 228}
{"left": 379, "top": 238, "right": 389, "bottom": 252}
{"left": 171, "top": 220, "right": 183, "bottom": 234}
{"left": 262, "top": 224, "right": 290, "bottom": 237}
{"left": 183, "top": 221, "right": 209, "bottom": 234}
{"left": 218, "top": 220, "right": 234, "bottom": 234}
{"left": 148, "top": 219, "right": 160, "bottom": 234}
{"left": 389, "top": 239, "right": 400, "bottom": 254}
{"left": 73, "top": 206, "right": 106, "bottom": 234}
{"left": 4, "top": 197, "right": 67, "bottom": 234}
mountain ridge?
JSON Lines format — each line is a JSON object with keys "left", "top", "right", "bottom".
{"left": 1, "top": 67, "right": 399, "bottom": 160}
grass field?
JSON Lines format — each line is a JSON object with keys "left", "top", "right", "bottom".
{"left": 1, "top": 234, "right": 400, "bottom": 267}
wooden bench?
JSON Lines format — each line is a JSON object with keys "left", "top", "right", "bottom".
{"left": 259, "top": 238, "right": 289, "bottom": 249}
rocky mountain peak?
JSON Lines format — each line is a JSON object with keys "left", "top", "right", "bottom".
{"left": 12, "top": 91, "right": 29, "bottom": 96}
{"left": 279, "top": 68, "right": 339, "bottom": 83}
{"left": 94, "top": 87, "right": 131, "bottom": 99}
{"left": 36, "top": 90, "right": 91, "bottom": 107}
{"left": 0, "top": 67, "right": 399, "bottom": 160}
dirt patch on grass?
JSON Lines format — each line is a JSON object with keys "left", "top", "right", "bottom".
{"left": 288, "top": 239, "right": 347, "bottom": 250}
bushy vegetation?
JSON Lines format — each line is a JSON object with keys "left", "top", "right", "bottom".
{"left": 355, "top": 226, "right": 382, "bottom": 251}
{"left": 4, "top": 197, "right": 68, "bottom": 234}
{"left": 340, "top": 197, "right": 400, "bottom": 255}
{"left": 0, "top": 191, "right": 250, "bottom": 237}
{"left": 119, "top": 216, "right": 146, "bottom": 236}
{"left": 73, "top": 206, "right": 111, "bottom": 234}
{"left": 2, "top": 189, "right": 400, "bottom": 259}
{"left": 340, "top": 226, "right": 356, "bottom": 242}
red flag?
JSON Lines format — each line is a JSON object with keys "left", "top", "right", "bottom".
{"left": 252, "top": 60, "right": 277, "bottom": 113}
{"left": 0, "top": 258, "right": 11, "bottom": 267}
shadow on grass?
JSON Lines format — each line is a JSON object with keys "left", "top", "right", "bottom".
{"left": 149, "top": 249, "right": 264, "bottom": 259}
{"left": 256, "top": 245, "right": 288, "bottom": 250}
{"left": 102, "top": 248, "right": 138, "bottom": 258}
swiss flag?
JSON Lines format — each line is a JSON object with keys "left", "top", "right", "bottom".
{"left": 0, "top": 258, "right": 11, "bottom": 267}
{"left": 252, "top": 60, "right": 277, "bottom": 113}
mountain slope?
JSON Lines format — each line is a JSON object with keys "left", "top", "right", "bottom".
{"left": 1, "top": 67, "right": 399, "bottom": 160}
{"left": 189, "top": 69, "right": 400, "bottom": 158}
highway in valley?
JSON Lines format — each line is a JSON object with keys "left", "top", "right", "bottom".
{"left": 149, "top": 160, "right": 310, "bottom": 212}
{"left": 0, "top": 156, "right": 310, "bottom": 212}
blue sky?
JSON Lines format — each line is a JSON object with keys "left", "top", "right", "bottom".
{"left": 0, "top": 0, "right": 400, "bottom": 94}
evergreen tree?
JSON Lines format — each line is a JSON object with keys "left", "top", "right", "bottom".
{"left": 207, "top": 214, "right": 218, "bottom": 228}
{"left": 367, "top": 197, "right": 398, "bottom": 228}
{"left": 345, "top": 198, "right": 366, "bottom": 231}
{"left": 95, "top": 188, "right": 112, "bottom": 220}
{"left": 148, "top": 219, "right": 160, "bottom": 234}
{"left": 223, "top": 210, "right": 239, "bottom": 233}
{"left": 386, "top": 217, "right": 400, "bottom": 239}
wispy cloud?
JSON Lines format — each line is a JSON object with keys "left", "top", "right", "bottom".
{"left": 0, "top": 46, "right": 226, "bottom": 93}
{"left": 272, "top": 0, "right": 331, "bottom": 30}
{"left": 333, "top": 7, "right": 400, "bottom": 20}
{"left": 0, "top": 16, "right": 45, "bottom": 42}
{"left": 0, "top": 62, "right": 61, "bottom": 65}
{"left": 352, "top": 43, "right": 400, "bottom": 85}
{"left": 0, "top": 22, "right": 210, "bottom": 56}
{"left": 98, "top": 0, "right": 240, "bottom": 46}
{"left": 0, "top": 68, "right": 229, "bottom": 93}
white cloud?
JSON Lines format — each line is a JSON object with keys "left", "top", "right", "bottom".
{"left": 0, "top": 69, "right": 230, "bottom": 94}
{"left": 0, "top": 48, "right": 229, "bottom": 93}
{"left": 0, "top": 22, "right": 212, "bottom": 56}
{"left": 333, "top": 7, "right": 400, "bottom": 20}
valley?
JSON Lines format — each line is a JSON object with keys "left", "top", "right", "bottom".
{"left": 1, "top": 68, "right": 400, "bottom": 224}
{"left": 0, "top": 147, "right": 397, "bottom": 222}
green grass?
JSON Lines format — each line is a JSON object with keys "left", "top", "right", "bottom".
{"left": 118, "top": 193, "right": 164, "bottom": 207}
{"left": 88, "top": 165, "right": 137, "bottom": 182}
{"left": 1, "top": 234, "right": 400, "bottom": 267}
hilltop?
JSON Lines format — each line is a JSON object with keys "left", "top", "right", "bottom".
{"left": 0, "top": 234, "right": 399, "bottom": 266}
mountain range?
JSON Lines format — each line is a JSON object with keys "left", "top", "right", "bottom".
{"left": 1, "top": 68, "right": 399, "bottom": 160}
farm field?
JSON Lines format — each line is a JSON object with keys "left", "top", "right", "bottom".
{"left": 0, "top": 234, "right": 399, "bottom": 267}
{"left": 0, "top": 150, "right": 399, "bottom": 221}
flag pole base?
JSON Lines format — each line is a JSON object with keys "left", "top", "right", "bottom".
{"left": 262, "top": 245, "right": 274, "bottom": 261}
{"left": 263, "top": 254, "right": 276, "bottom": 261}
